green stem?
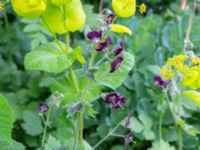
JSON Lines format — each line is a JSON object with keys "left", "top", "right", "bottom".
{"left": 158, "top": 112, "right": 163, "bottom": 140}
{"left": 69, "top": 66, "right": 80, "bottom": 92}
{"left": 41, "top": 16, "right": 65, "bottom": 52}
{"left": 178, "top": 127, "right": 183, "bottom": 150}
{"left": 78, "top": 111, "right": 84, "bottom": 144}
{"left": 41, "top": 105, "right": 52, "bottom": 150}
{"left": 72, "top": 114, "right": 81, "bottom": 150}
{"left": 65, "top": 32, "right": 70, "bottom": 52}
{"left": 3, "top": 12, "right": 9, "bottom": 31}
{"left": 92, "top": 120, "right": 123, "bottom": 149}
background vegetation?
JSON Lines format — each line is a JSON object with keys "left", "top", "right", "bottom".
{"left": 1, "top": 0, "right": 200, "bottom": 149}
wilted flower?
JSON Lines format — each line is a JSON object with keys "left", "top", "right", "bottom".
{"left": 106, "top": 12, "right": 116, "bottom": 24}
{"left": 96, "top": 37, "right": 112, "bottom": 51}
{"left": 104, "top": 92, "right": 126, "bottom": 109}
{"left": 38, "top": 103, "right": 49, "bottom": 113}
{"left": 139, "top": 3, "right": 147, "bottom": 14}
{"left": 87, "top": 31, "right": 102, "bottom": 41}
{"left": 124, "top": 114, "right": 131, "bottom": 128}
{"left": 113, "top": 41, "right": 125, "bottom": 55}
{"left": 154, "top": 76, "right": 170, "bottom": 89}
{"left": 124, "top": 133, "right": 133, "bottom": 145}
{"left": 110, "top": 57, "right": 124, "bottom": 73}
{"left": 0, "top": 2, "right": 4, "bottom": 11}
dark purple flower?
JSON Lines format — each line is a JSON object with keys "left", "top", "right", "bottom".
{"left": 95, "top": 37, "right": 112, "bottom": 51}
{"left": 124, "top": 133, "right": 133, "bottom": 145}
{"left": 106, "top": 13, "right": 116, "bottom": 24}
{"left": 87, "top": 31, "right": 102, "bottom": 40}
{"left": 154, "top": 76, "right": 170, "bottom": 89}
{"left": 113, "top": 41, "right": 125, "bottom": 55}
{"left": 110, "top": 57, "right": 124, "bottom": 73}
{"left": 38, "top": 103, "right": 49, "bottom": 113}
{"left": 104, "top": 92, "right": 126, "bottom": 109}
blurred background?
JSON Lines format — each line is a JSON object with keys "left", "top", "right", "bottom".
{"left": 1, "top": 0, "right": 200, "bottom": 149}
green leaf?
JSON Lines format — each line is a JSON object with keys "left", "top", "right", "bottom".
{"left": 94, "top": 52, "right": 135, "bottom": 89}
{"left": 0, "top": 140, "right": 25, "bottom": 150}
{"left": 50, "top": 71, "right": 102, "bottom": 104}
{"left": 45, "top": 135, "right": 62, "bottom": 150}
{"left": 150, "top": 140, "right": 175, "bottom": 150}
{"left": 128, "top": 117, "right": 144, "bottom": 133}
{"left": 72, "top": 46, "right": 86, "bottom": 64}
{"left": 0, "top": 94, "right": 14, "bottom": 142}
{"left": 21, "top": 111, "right": 43, "bottom": 136}
{"left": 24, "top": 42, "right": 76, "bottom": 73}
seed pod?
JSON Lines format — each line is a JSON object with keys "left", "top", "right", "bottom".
{"left": 112, "top": 0, "right": 136, "bottom": 18}
{"left": 11, "top": 0, "right": 46, "bottom": 19}
{"left": 64, "top": 0, "right": 86, "bottom": 32}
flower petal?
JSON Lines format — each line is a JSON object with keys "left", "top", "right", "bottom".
{"left": 110, "top": 24, "right": 132, "bottom": 36}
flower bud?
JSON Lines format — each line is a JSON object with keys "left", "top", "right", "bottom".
{"left": 11, "top": 0, "right": 46, "bottom": 19}
{"left": 112, "top": 0, "right": 136, "bottom": 18}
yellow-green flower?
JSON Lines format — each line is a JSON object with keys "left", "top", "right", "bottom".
{"left": 11, "top": 0, "right": 46, "bottom": 19}
{"left": 64, "top": 0, "right": 86, "bottom": 32}
{"left": 112, "top": 0, "right": 136, "bottom": 18}
{"left": 110, "top": 24, "right": 132, "bottom": 36}
{"left": 51, "top": 0, "right": 71, "bottom": 6}
{"left": 0, "top": 2, "right": 4, "bottom": 11}
{"left": 138, "top": 3, "right": 147, "bottom": 14}
{"left": 182, "top": 71, "right": 199, "bottom": 89}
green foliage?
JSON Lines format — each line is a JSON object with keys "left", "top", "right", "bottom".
{"left": 24, "top": 42, "right": 76, "bottom": 73}
{"left": 0, "top": 94, "right": 14, "bottom": 142}
{"left": 150, "top": 140, "right": 175, "bottom": 150}
{"left": 95, "top": 52, "right": 135, "bottom": 89}
{"left": 21, "top": 111, "right": 43, "bottom": 136}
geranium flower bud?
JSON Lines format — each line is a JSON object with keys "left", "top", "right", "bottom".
{"left": 112, "top": 0, "right": 136, "bottom": 18}
{"left": 110, "top": 57, "right": 123, "bottom": 73}
{"left": 11, "top": 0, "right": 46, "bottom": 19}
{"left": 38, "top": 103, "right": 49, "bottom": 113}
{"left": 113, "top": 41, "right": 125, "bottom": 55}
{"left": 106, "top": 13, "right": 116, "bottom": 24}
{"left": 124, "top": 133, "right": 133, "bottom": 145}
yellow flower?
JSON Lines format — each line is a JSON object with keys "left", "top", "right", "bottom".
{"left": 160, "top": 67, "right": 175, "bottom": 80}
{"left": 42, "top": 0, "right": 86, "bottom": 34}
{"left": 51, "top": 0, "right": 71, "bottom": 6}
{"left": 110, "top": 24, "right": 132, "bottom": 36}
{"left": 182, "top": 71, "right": 199, "bottom": 89}
{"left": 112, "top": 0, "right": 136, "bottom": 18}
{"left": 11, "top": 0, "right": 46, "bottom": 19}
{"left": 0, "top": 2, "right": 4, "bottom": 11}
{"left": 139, "top": 3, "right": 147, "bottom": 14}
{"left": 183, "top": 90, "right": 200, "bottom": 105}
{"left": 64, "top": 0, "right": 86, "bottom": 32}
{"left": 192, "top": 57, "right": 200, "bottom": 65}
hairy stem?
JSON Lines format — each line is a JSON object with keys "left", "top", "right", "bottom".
{"left": 178, "top": 127, "right": 183, "bottom": 150}
{"left": 41, "top": 105, "right": 52, "bottom": 150}
{"left": 99, "top": 0, "right": 103, "bottom": 13}
{"left": 159, "top": 112, "right": 163, "bottom": 140}
{"left": 183, "top": 0, "right": 197, "bottom": 51}
{"left": 92, "top": 119, "right": 123, "bottom": 149}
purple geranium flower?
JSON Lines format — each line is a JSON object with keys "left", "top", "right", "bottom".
{"left": 154, "top": 76, "right": 170, "bottom": 89}
{"left": 113, "top": 41, "right": 125, "bottom": 55}
{"left": 95, "top": 37, "right": 112, "bottom": 51}
{"left": 38, "top": 103, "right": 49, "bottom": 113}
{"left": 110, "top": 57, "right": 124, "bottom": 73}
{"left": 87, "top": 31, "right": 102, "bottom": 41}
{"left": 104, "top": 92, "right": 126, "bottom": 109}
